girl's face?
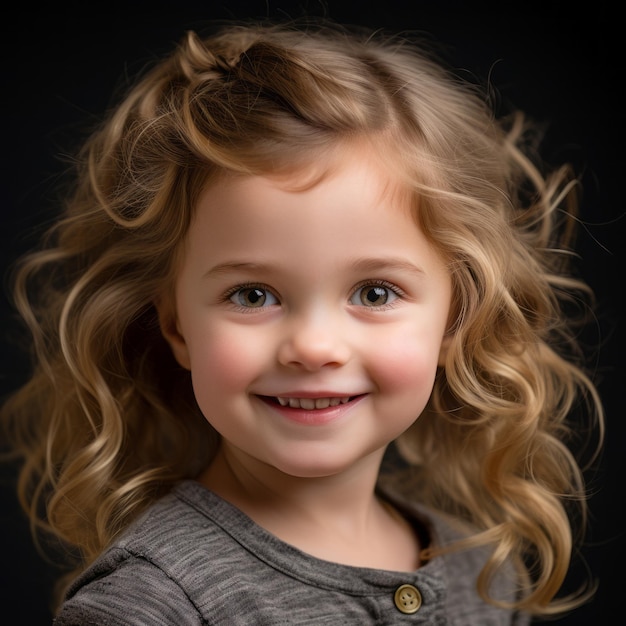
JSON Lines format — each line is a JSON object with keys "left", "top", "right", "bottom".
{"left": 160, "top": 150, "right": 452, "bottom": 479}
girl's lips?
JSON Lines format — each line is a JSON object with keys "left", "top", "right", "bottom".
{"left": 256, "top": 394, "right": 366, "bottom": 425}
{"left": 275, "top": 396, "right": 351, "bottom": 409}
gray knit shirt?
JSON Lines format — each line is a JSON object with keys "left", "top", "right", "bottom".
{"left": 53, "top": 479, "right": 530, "bottom": 625}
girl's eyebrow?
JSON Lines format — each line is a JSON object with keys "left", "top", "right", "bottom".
{"left": 203, "top": 262, "right": 272, "bottom": 278}
{"left": 348, "top": 257, "right": 426, "bottom": 277}
{"left": 203, "top": 258, "right": 426, "bottom": 278}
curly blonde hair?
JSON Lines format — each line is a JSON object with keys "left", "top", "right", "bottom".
{"left": 1, "top": 18, "right": 603, "bottom": 617}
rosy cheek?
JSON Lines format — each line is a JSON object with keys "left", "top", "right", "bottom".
{"left": 189, "top": 329, "right": 260, "bottom": 392}
{"left": 372, "top": 335, "right": 440, "bottom": 391}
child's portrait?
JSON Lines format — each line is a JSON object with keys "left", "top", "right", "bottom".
{"left": 1, "top": 2, "right": 621, "bottom": 624}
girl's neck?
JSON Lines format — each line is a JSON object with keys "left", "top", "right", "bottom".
{"left": 197, "top": 445, "right": 421, "bottom": 571}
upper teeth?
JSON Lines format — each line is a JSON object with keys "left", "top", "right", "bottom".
{"left": 276, "top": 397, "right": 351, "bottom": 409}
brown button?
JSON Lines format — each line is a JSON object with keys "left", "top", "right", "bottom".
{"left": 394, "top": 583, "right": 422, "bottom": 614}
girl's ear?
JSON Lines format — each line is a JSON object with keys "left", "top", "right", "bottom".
{"left": 155, "top": 297, "right": 192, "bottom": 370}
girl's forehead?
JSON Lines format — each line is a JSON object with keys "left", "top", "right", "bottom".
{"left": 187, "top": 152, "right": 448, "bottom": 281}
{"left": 190, "top": 151, "right": 422, "bottom": 261}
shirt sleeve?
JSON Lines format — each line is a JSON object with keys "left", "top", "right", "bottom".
{"left": 52, "top": 552, "right": 204, "bottom": 626}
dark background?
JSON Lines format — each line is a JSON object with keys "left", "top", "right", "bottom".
{"left": 1, "top": 1, "right": 623, "bottom": 624}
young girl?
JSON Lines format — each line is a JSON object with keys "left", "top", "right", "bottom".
{"left": 1, "top": 18, "right": 604, "bottom": 624}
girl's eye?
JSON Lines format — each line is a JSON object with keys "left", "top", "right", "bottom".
{"left": 229, "top": 287, "right": 278, "bottom": 308}
{"left": 350, "top": 284, "right": 399, "bottom": 307}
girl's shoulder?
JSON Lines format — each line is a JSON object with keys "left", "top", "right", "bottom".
{"left": 53, "top": 481, "right": 218, "bottom": 624}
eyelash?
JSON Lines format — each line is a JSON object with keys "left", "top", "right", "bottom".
{"left": 222, "top": 282, "right": 280, "bottom": 312}
{"left": 351, "top": 279, "right": 405, "bottom": 309}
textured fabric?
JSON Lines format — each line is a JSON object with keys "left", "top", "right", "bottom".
{"left": 53, "top": 479, "right": 530, "bottom": 625}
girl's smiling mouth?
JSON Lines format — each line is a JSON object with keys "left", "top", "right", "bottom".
{"left": 276, "top": 396, "right": 351, "bottom": 409}
{"left": 256, "top": 394, "right": 367, "bottom": 422}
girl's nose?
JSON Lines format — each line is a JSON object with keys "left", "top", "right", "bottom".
{"left": 276, "top": 311, "right": 351, "bottom": 371}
